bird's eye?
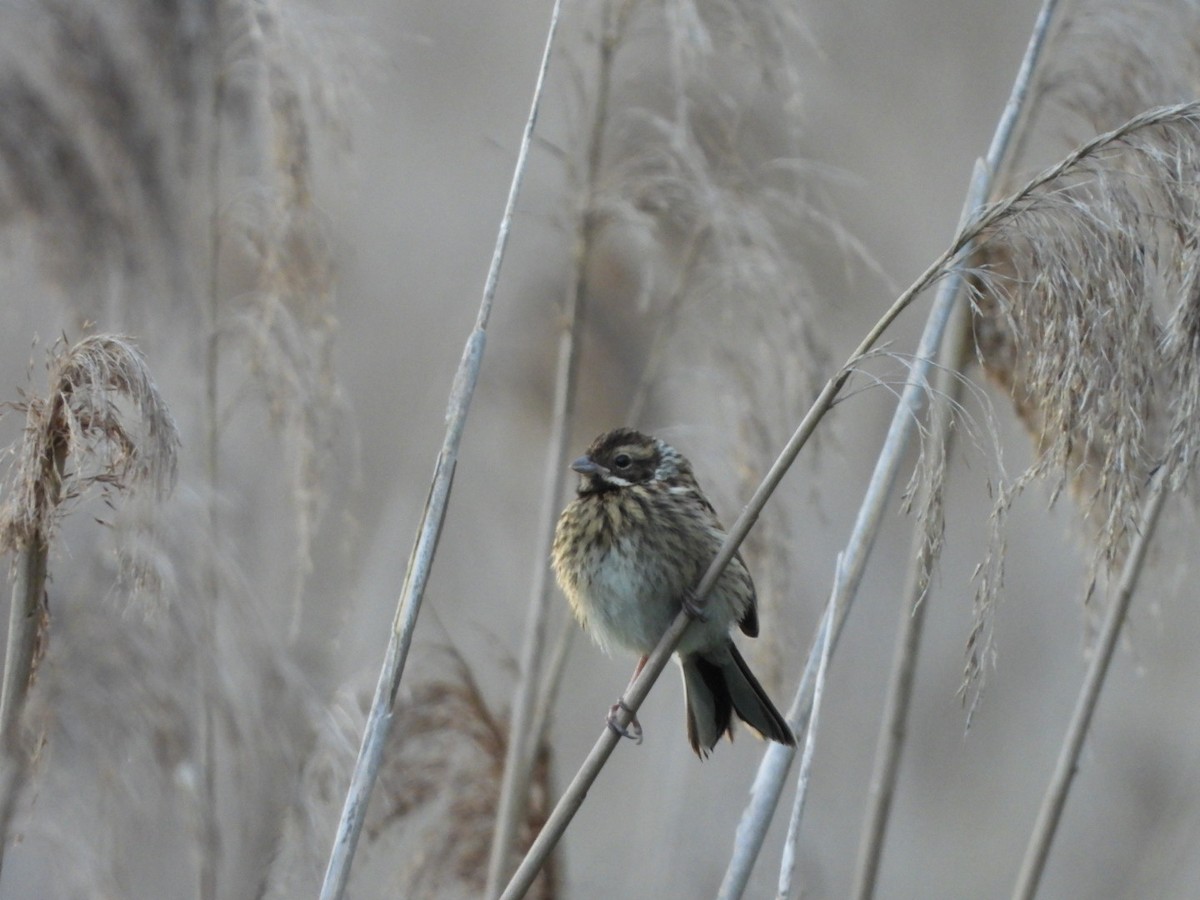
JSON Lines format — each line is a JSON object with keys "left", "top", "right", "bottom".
{"left": 613, "top": 453, "right": 632, "bottom": 469}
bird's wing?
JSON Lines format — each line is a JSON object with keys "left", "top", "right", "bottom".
{"left": 734, "top": 549, "right": 759, "bottom": 637}
{"left": 686, "top": 485, "right": 760, "bottom": 638}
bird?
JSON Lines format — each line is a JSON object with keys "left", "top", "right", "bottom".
{"left": 552, "top": 427, "right": 795, "bottom": 757}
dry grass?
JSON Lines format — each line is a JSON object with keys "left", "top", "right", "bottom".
{"left": 0, "top": 2, "right": 352, "bottom": 897}
{"left": 966, "top": 104, "right": 1200, "bottom": 694}
{"left": 268, "top": 652, "right": 556, "bottom": 900}
{"left": 0, "top": 335, "right": 178, "bottom": 562}
{"left": 4, "top": 1, "right": 1200, "bottom": 899}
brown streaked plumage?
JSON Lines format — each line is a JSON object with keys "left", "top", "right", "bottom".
{"left": 552, "top": 428, "right": 794, "bottom": 757}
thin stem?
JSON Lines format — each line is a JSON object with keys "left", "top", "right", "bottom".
{"left": 1012, "top": 468, "right": 1169, "bottom": 900}
{"left": 0, "top": 537, "right": 48, "bottom": 746}
{"left": 485, "top": 4, "right": 629, "bottom": 891}
{"left": 501, "top": 595, "right": 691, "bottom": 900}
{"left": 200, "top": 22, "right": 228, "bottom": 899}
{"left": 717, "top": 160, "right": 986, "bottom": 900}
{"left": 776, "top": 558, "right": 839, "bottom": 900}
{"left": 0, "top": 428, "right": 63, "bottom": 881}
{"left": 719, "top": 651, "right": 808, "bottom": 898}
{"left": 720, "top": 0, "right": 1063, "bottom": 891}
{"left": 482, "top": 176, "right": 584, "bottom": 900}
{"left": 0, "top": 534, "right": 49, "bottom": 879}
{"left": 317, "top": 5, "right": 564, "bottom": 898}
{"left": 852, "top": 2, "right": 1061, "bottom": 890}
{"left": 850, "top": 300, "right": 970, "bottom": 899}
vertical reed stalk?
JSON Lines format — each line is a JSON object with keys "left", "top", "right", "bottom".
{"left": 198, "top": 13, "right": 229, "bottom": 896}
{"left": 318, "top": 4, "right": 564, "bottom": 896}
{"left": 1012, "top": 468, "right": 1169, "bottom": 900}
{"left": 849, "top": 300, "right": 970, "bottom": 899}
{"left": 718, "top": 1, "right": 1059, "bottom": 891}
{"left": 485, "top": 4, "right": 634, "bottom": 891}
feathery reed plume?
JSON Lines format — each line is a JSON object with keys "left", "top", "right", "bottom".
{"left": 198, "top": 5, "right": 348, "bottom": 895}
{"left": 0, "top": 333, "right": 178, "bottom": 868}
{"left": 0, "top": 2, "right": 350, "bottom": 896}
{"left": 205, "top": 0, "right": 348, "bottom": 639}
{"left": 375, "top": 656, "right": 557, "bottom": 900}
{"left": 0, "top": 0, "right": 346, "bottom": 609}
{"left": 0, "top": 334, "right": 179, "bottom": 706}
{"left": 966, "top": 1, "right": 1200, "bottom": 650}
{"left": 1041, "top": 1, "right": 1200, "bottom": 134}
{"left": 0, "top": 1, "right": 202, "bottom": 314}
{"left": 966, "top": 104, "right": 1200, "bottom": 696}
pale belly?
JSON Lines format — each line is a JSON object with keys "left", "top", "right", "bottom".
{"left": 578, "top": 536, "right": 735, "bottom": 656}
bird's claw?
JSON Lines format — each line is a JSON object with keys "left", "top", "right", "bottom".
{"left": 681, "top": 587, "right": 709, "bottom": 622}
{"left": 607, "top": 700, "right": 643, "bottom": 744}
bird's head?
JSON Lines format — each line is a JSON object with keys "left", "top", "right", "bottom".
{"left": 571, "top": 428, "right": 688, "bottom": 494}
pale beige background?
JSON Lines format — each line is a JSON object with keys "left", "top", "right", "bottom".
{"left": 2, "top": 1, "right": 1198, "bottom": 898}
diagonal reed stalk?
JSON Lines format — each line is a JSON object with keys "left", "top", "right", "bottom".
{"left": 317, "top": 4, "right": 564, "bottom": 898}
{"left": 776, "top": 556, "right": 839, "bottom": 900}
{"left": 0, "top": 444, "right": 63, "bottom": 877}
{"left": 714, "top": 171, "right": 984, "bottom": 897}
{"left": 502, "top": 144, "right": 1014, "bottom": 895}
{"left": 717, "top": 2, "right": 1061, "bottom": 893}
{"left": 848, "top": 0, "right": 1064, "bottom": 865}
{"left": 1012, "top": 467, "right": 1170, "bottom": 900}
{"left": 501, "top": 16, "right": 1195, "bottom": 900}
{"left": 849, "top": 297, "right": 971, "bottom": 899}
{"left": 485, "top": 4, "right": 634, "bottom": 892}
{"left": 718, "top": 114, "right": 1200, "bottom": 900}
{"left": 0, "top": 448, "right": 61, "bottom": 750}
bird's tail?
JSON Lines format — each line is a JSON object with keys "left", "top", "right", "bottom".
{"left": 681, "top": 643, "right": 795, "bottom": 757}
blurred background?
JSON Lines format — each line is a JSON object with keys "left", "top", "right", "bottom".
{"left": 1, "top": 0, "right": 1199, "bottom": 898}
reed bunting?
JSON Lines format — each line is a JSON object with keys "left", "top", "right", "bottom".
{"left": 552, "top": 428, "right": 795, "bottom": 757}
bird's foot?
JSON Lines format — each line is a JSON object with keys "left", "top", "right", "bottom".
{"left": 681, "top": 587, "right": 709, "bottom": 622}
{"left": 606, "top": 700, "right": 643, "bottom": 744}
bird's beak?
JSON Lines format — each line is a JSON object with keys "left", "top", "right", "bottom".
{"left": 571, "top": 455, "right": 603, "bottom": 476}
